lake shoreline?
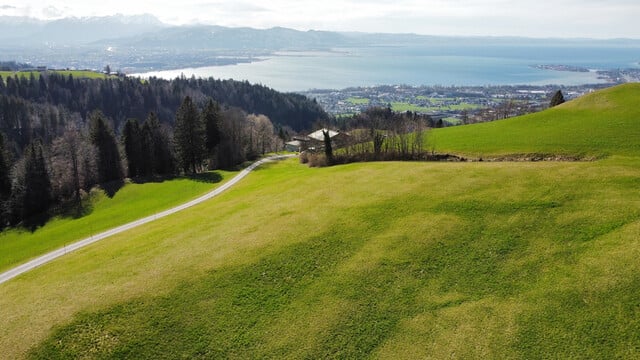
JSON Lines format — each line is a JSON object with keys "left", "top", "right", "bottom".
{"left": 130, "top": 46, "right": 638, "bottom": 92}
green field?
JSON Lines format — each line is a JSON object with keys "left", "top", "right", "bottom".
{"left": 416, "top": 96, "right": 456, "bottom": 102}
{"left": 343, "top": 97, "right": 480, "bottom": 114}
{"left": 430, "top": 83, "right": 640, "bottom": 158}
{"left": 2, "top": 84, "right": 640, "bottom": 358}
{"left": 0, "top": 171, "right": 235, "bottom": 273}
{"left": 346, "top": 97, "right": 371, "bottom": 105}
{"left": 0, "top": 70, "right": 115, "bottom": 82}
{"left": 391, "top": 101, "right": 481, "bottom": 113}
{"left": 443, "top": 116, "right": 461, "bottom": 125}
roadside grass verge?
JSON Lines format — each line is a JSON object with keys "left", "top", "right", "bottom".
{"left": 0, "top": 170, "right": 235, "bottom": 273}
{"left": 1, "top": 157, "right": 639, "bottom": 358}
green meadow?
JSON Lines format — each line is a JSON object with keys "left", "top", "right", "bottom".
{"left": 1, "top": 83, "right": 640, "bottom": 358}
{"left": 344, "top": 97, "right": 481, "bottom": 114}
{"left": 346, "top": 97, "right": 371, "bottom": 105}
{"left": 0, "top": 70, "right": 115, "bottom": 82}
{"left": 391, "top": 101, "right": 481, "bottom": 113}
{"left": 0, "top": 171, "right": 235, "bottom": 273}
{"left": 430, "top": 83, "right": 640, "bottom": 158}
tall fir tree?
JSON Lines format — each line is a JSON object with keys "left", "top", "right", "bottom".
{"left": 143, "top": 112, "right": 176, "bottom": 176}
{"left": 323, "top": 129, "right": 333, "bottom": 165}
{"left": 89, "top": 110, "right": 123, "bottom": 183}
{"left": 203, "top": 98, "right": 222, "bottom": 155}
{"left": 550, "top": 90, "right": 565, "bottom": 107}
{"left": 122, "top": 118, "right": 143, "bottom": 178}
{"left": 0, "top": 132, "right": 11, "bottom": 199}
{"left": 137, "top": 118, "right": 153, "bottom": 177}
{"left": 10, "top": 141, "right": 52, "bottom": 223}
{"left": 0, "top": 132, "right": 11, "bottom": 227}
{"left": 174, "top": 96, "right": 206, "bottom": 174}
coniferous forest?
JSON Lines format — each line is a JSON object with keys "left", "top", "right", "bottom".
{"left": 0, "top": 72, "right": 329, "bottom": 228}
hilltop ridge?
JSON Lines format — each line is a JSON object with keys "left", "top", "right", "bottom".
{"left": 431, "top": 83, "right": 640, "bottom": 157}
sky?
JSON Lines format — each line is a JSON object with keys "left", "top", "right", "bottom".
{"left": 1, "top": 0, "right": 639, "bottom": 39}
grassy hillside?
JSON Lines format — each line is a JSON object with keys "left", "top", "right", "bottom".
{"left": 0, "top": 70, "right": 115, "bottom": 82}
{"left": 430, "top": 83, "right": 640, "bottom": 157}
{"left": 0, "top": 171, "right": 235, "bottom": 273}
{"left": 1, "top": 85, "right": 640, "bottom": 358}
{"left": 0, "top": 155, "right": 638, "bottom": 358}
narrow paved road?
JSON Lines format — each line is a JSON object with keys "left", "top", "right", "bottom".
{"left": 0, "top": 155, "right": 295, "bottom": 285}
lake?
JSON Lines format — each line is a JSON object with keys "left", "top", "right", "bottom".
{"left": 133, "top": 45, "right": 640, "bottom": 92}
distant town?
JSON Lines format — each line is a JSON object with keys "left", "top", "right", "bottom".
{"left": 2, "top": 58, "right": 638, "bottom": 127}
{"left": 301, "top": 82, "right": 619, "bottom": 124}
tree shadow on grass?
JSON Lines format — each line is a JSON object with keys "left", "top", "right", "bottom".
{"left": 21, "top": 212, "right": 51, "bottom": 233}
{"left": 58, "top": 199, "right": 94, "bottom": 220}
{"left": 187, "top": 172, "right": 223, "bottom": 184}
{"left": 130, "top": 174, "right": 177, "bottom": 185}
{"left": 101, "top": 179, "right": 125, "bottom": 199}
{"left": 17, "top": 199, "right": 89, "bottom": 232}
{"left": 130, "top": 172, "right": 224, "bottom": 185}
{"left": 13, "top": 171, "right": 226, "bottom": 233}
{"left": 250, "top": 161, "right": 280, "bottom": 172}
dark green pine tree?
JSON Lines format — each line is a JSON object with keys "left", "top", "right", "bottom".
{"left": 122, "top": 118, "right": 143, "bottom": 178}
{"left": 550, "top": 90, "right": 565, "bottom": 107}
{"left": 19, "top": 142, "right": 52, "bottom": 222}
{"left": 174, "top": 96, "right": 206, "bottom": 174}
{"left": 203, "top": 98, "right": 222, "bottom": 155}
{"left": 89, "top": 111, "right": 123, "bottom": 183}
{"left": 0, "top": 132, "right": 11, "bottom": 199}
{"left": 143, "top": 112, "right": 176, "bottom": 176}
{"left": 323, "top": 129, "right": 333, "bottom": 165}
{"left": 0, "top": 132, "right": 11, "bottom": 227}
{"left": 137, "top": 118, "right": 153, "bottom": 177}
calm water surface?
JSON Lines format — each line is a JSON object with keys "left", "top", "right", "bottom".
{"left": 134, "top": 45, "right": 640, "bottom": 92}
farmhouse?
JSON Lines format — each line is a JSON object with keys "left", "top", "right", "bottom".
{"left": 294, "top": 128, "right": 350, "bottom": 152}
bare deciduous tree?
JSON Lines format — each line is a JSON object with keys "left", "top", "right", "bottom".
{"left": 50, "top": 127, "right": 97, "bottom": 206}
{"left": 247, "top": 114, "right": 275, "bottom": 155}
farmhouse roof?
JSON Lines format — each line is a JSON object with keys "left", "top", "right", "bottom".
{"left": 307, "top": 128, "right": 339, "bottom": 141}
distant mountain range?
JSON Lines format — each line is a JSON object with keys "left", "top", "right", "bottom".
{"left": 0, "top": 14, "right": 166, "bottom": 46}
{"left": 1, "top": 14, "right": 639, "bottom": 74}
{"left": 4, "top": 14, "right": 640, "bottom": 50}
{"left": 101, "top": 26, "right": 349, "bottom": 51}
{"left": 0, "top": 14, "right": 355, "bottom": 51}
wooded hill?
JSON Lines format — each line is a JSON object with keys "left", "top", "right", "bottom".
{"left": 0, "top": 72, "right": 328, "bottom": 228}
{"left": 0, "top": 72, "right": 327, "bottom": 145}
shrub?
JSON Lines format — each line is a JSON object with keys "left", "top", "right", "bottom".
{"left": 307, "top": 154, "right": 328, "bottom": 167}
{"left": 299, "top": 151, "right": 309, "bottom": 164}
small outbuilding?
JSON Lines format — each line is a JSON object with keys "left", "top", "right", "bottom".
{"left": 285, "top": 140, "right": 303, "bottom": 152}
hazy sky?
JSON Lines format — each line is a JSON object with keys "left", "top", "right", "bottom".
{"left": 2, "top": 0, "right": 639, "bottom": 39}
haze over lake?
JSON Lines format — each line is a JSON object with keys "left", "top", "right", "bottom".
{"left": 134, "top": 45, "right": 640, "bottom": 92}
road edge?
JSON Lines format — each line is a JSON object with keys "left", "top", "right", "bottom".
{"left": 0, "top": 154, "right": 296, "bottom": 285}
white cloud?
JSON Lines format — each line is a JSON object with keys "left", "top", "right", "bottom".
{"left": 41, "top": 6, "right": 64, "bottom": 18}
